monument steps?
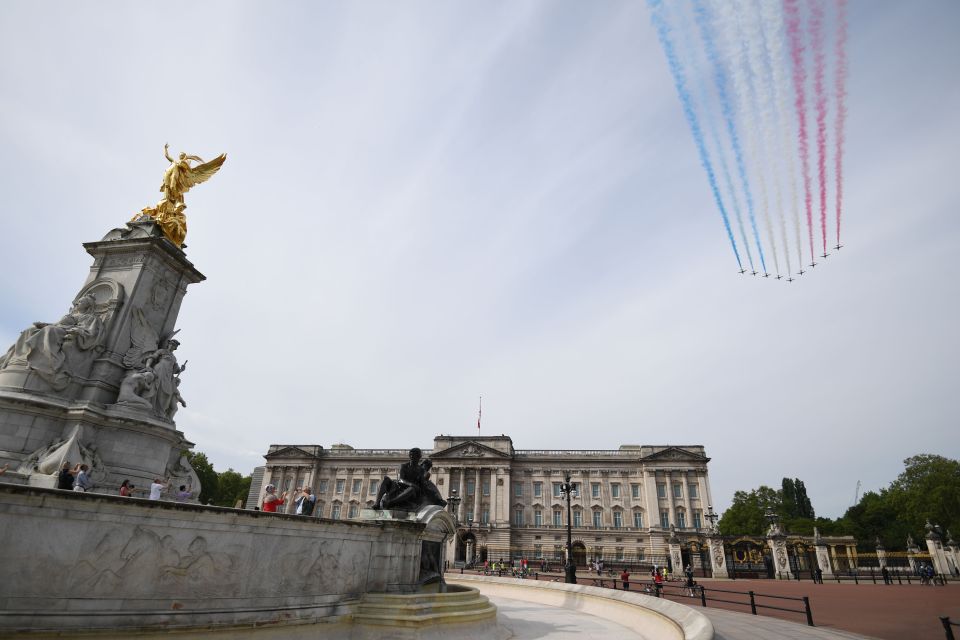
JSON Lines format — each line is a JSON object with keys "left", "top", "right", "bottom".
{"left": 353, "top": 585, "right": 497, "bottom": 628}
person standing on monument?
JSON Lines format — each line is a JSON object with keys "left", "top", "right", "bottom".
{"left": 149, "top": 478, "right": 168, "bottom": 500}
{"left": 57, "top": 462, "right": 76, "bottom": 490}
{"left": 261, "top": 484, "right": 288, "bottom": 513}
{"left": 73, "top": 464, "right": 92, "bottom": 492}
{"left": 294, "top": 487, "right": 316, "bottom": 516}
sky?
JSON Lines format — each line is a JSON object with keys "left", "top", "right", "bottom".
{"left": 1, "top": 1, "right": 958, "bottom": 519}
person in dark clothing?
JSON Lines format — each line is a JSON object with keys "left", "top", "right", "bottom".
{"left": 57, "top": 462, "right": 76, "bottom": 490}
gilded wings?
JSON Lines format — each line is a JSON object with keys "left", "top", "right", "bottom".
{"left": 135, "top": 144, "right": 227, "bottom": 248}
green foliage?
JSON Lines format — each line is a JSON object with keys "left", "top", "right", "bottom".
{"left": 721, "top": 455, "right": 960, "bottom": 550}
{"left": 185, "top": 451, "right": 252, "bottom": 507}
{"left": 841, "top": 454, "right": 960, "bottom": 550}
{"left": 215, "top": 469, "right": 252, "bottom": 508}
{"left": 186, "top": 451, "right": 218, "bottom": 504}
{"left": 718, "top": 485, "right": 781, "bottom": 535}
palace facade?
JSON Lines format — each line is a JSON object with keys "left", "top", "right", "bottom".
{"left": 254, "top": 435, "right": 714, "bottom": 568}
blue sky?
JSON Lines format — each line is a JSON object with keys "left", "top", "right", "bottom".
{"left": 1, "top": 1, "right": 958, "bottom": 519}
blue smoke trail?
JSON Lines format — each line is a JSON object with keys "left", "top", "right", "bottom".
{"left": 690, "top": 0, "right": 767, "bottom": 274}
{"left": 672, "top": 1, "right": 755, "bottom": 273}
{"left": 647, "top": 0, "right": 742, "bottom": 270}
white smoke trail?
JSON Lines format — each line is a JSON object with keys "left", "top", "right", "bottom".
{"left": 715, "top": 0, "right": 780, "bottom": 276}
{"left": 759, "top": 0, "right": 804, "bottom": 273}
{"left": 745, "top": 0, "right": 793, "bottom": 277}
{"left": 670, "top": 2, "right": 755, "bottom": 272}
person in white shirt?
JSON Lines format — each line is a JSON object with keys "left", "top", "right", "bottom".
{"left": 149, "top": 478, "right": 168, "bottom": 500}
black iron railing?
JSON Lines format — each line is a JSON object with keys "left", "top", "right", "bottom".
{"left": 942, "top": 616, "right": 959, "bottom": 640}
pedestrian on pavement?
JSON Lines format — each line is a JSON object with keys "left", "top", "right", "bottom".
{"left": 620, "top": 568, "right": 630, "bottom": 591}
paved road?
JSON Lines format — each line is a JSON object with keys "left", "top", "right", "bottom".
{"left": 489, "top": 595, "right": 652, "bottom": 639}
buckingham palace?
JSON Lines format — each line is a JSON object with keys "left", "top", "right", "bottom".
{"left": 253, "top": 435, "right": 714, "bottom": 568}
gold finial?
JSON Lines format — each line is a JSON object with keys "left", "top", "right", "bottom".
{"left": 134, "top": 144, "right": 226, "bottom": 247}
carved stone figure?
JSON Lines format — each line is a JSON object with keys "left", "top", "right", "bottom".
{"left": 145, "top": 339, "right": 186, "bottom": 417}
{"left": 115, "top": 370, "right": 156, "bottom": 410}
{"left": 373, "top": 448, "right": 447, "bottom": 511}
{"left": 114, "top": 305, "right": 187, "bottom": 420}
{"left": 134, "top": 144, "right": 226, "bottom": 247}
{"left": 0, "top": 294, "right": 104, "bottom": 390}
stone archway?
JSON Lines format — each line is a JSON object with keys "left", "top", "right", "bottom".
{"left": 572, "top": 541, "right": 587, "bottom": 567}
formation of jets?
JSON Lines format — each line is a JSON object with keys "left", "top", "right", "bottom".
{"left": 736, "top": 243, "right": 842, "bottom": 281}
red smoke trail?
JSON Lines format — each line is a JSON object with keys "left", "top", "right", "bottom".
{"left": 834, "top": 0, "right": 848, "bottom": 248}
{"left": 812, "top": 0, "right": 828, "bottom": 257}
{"left": 785, "top": 0, "right": 815, "bottom": 264}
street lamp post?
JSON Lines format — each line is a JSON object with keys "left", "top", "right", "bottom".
{"left": 560, "top": 473, "right": 578, "bottom": 584}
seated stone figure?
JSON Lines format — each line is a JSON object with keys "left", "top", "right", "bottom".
{"left": 0, "top": 294, "right": 104, "bottom": 389}
{"left": 373, "top": 448, "right": 446, "bottom": 511}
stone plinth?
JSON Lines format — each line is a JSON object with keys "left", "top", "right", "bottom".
{"left": 0, "top": 221, "right": 204, "bottom": 494}
{"left": 0, "top": 484, "right": 426, "bottom": 635}
{"left": 707, "top": 535, "right": 729, "bottom": 579}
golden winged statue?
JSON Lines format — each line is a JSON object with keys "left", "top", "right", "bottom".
{"left": 134, "top": 144, "right": 226, "bottom": 247}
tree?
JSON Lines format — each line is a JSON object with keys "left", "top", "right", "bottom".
{"left": 216, "top": 469, "right": 251, "bottom": 507}
{"left": 718, "top": 485, "right": 782, "bottom": 535}
{"left": 780, "top": 478, "right": 816, "bottom": 520}
{"left": 186, "top": 451, "right": 218, "bottom": 504}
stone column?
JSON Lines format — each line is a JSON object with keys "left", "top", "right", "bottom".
{"left": 906, "top": 535, "right": 920, "bottom": 573}
{"left": 707, "top": 535, "right": 728, "bottom": 578}
{"left": 876, "top": 538, "right": 887, "bottom": 570}
{"left": 925, "top": 522, "right": 951, "bottom": 576}
{"left": 667, "top": 527, "right": 682, "bottom": 573}
{"left": 490, "top": 467, "right": 498, "bottom": 525}
{"left": 643, "top": 468, "right": 658, "bottom": 529}
{"left": 472, "top": 468, "right": 481, "bottom": 524}
{"left": 665, "top": 471, "right": 676, "bottom": 527}
{"left": 458, "top": 468, "right": 466, "bottom": 523}
{"left": 813, "top": 529, "right": 833, "bottom": 578}
{"left": 768, "top": 533, "right": 795, "bottom": 580}
{"left": 681, "top": 470, "right": 692, "bottom": 529}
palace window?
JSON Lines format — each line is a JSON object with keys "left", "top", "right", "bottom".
{"left": 673, "top": 483, "right": 682, "bottom": 499}
{"left": 657, "top": 483, "right": 666, "bottom": 499}
{"left": 369, "top": 479, "right": 379, "bottom": 494}
{"left": 615, "top": 547, "right": 624, "bottom": 561}
{"left": 335, "top": 479, "right": 345, "bottom": 494}
{"left": 688, "top": 483, "right": 699, "bottom": 498}
{"left": 591, "top": 483, "right": 601, "bottom": 499}
{"left": 331, "top": 504, "right": 341, "bottom": 519}
{"left": 534, "top": 510, "right": 543, "bottom": 527}
{"left": 611, "top": 483, "right": 621, "bottom": 498}
{"left": 534, "top": 482, "right": 543, "bottom": 498}
{"left": 676, "top": 509, "right": 686, "bottom": 528}
{"left": 554, "top": 545, "right": 563, "bottom": 560}
{"left": 319, "top": 479, "right": 329, "bottom": 494}
{"left": 482, "top": 508, "right": 490, "bottom": 524}
{"left": 592, "top": 510, "right": 602, "bottom": 528}
{"left": 352, "top": 479, "right": 362, "bottom": 494}
{"left": 467, "top": 479, "right": 476, "bottom": 496}
{"left": 631, "top": 484, "right": 641, "bottom": 499}
{"left": 613, "top": 511, "right": 623, "bottom": 528}
{"left": 553, "top": 483, "right": 562, "bottom": 498}
{"left": 634, "top": 511, "right": 644, "bottom": 528}
{"left": 482, "top": 480, "right": 490, "bottom": 496}
{"left": 514, "top": 508, "right": 524, "bottom": 526}
{"left": 574, "top": 510, "right": 583, "bottom": 527}
{"left": 693, "top": 510, "right": 702, "bottom": 530}
{"left": 534, "top": 544, "right": 543, "bottom": 559}
{"left": 660, "top": 510, "right": 670, "bottom": 528}
{"left": 348, "top": 504, "right": 359, "bottom": 518}
{"left": 514, "top": 482, "right": 522, "bottom": 497}
{"left": 553, "top": 510, "right": 563, "bottom": 527}
{"left": 636, "top": 548, "right": 645, "bottom": 561}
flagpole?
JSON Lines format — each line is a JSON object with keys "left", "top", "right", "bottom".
{"left": 477, "top": 396, "right": 482, "bottom": 435}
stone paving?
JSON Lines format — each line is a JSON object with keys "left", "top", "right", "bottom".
{"left": 673, "top": 579, "right": 959, "bottom": 640}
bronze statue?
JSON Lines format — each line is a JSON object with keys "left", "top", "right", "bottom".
{"left": 135, "top": 144, "right": 226, "bottom": 248}
{"left": 374, "top": 448, "right": 447, "bottom": 511}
